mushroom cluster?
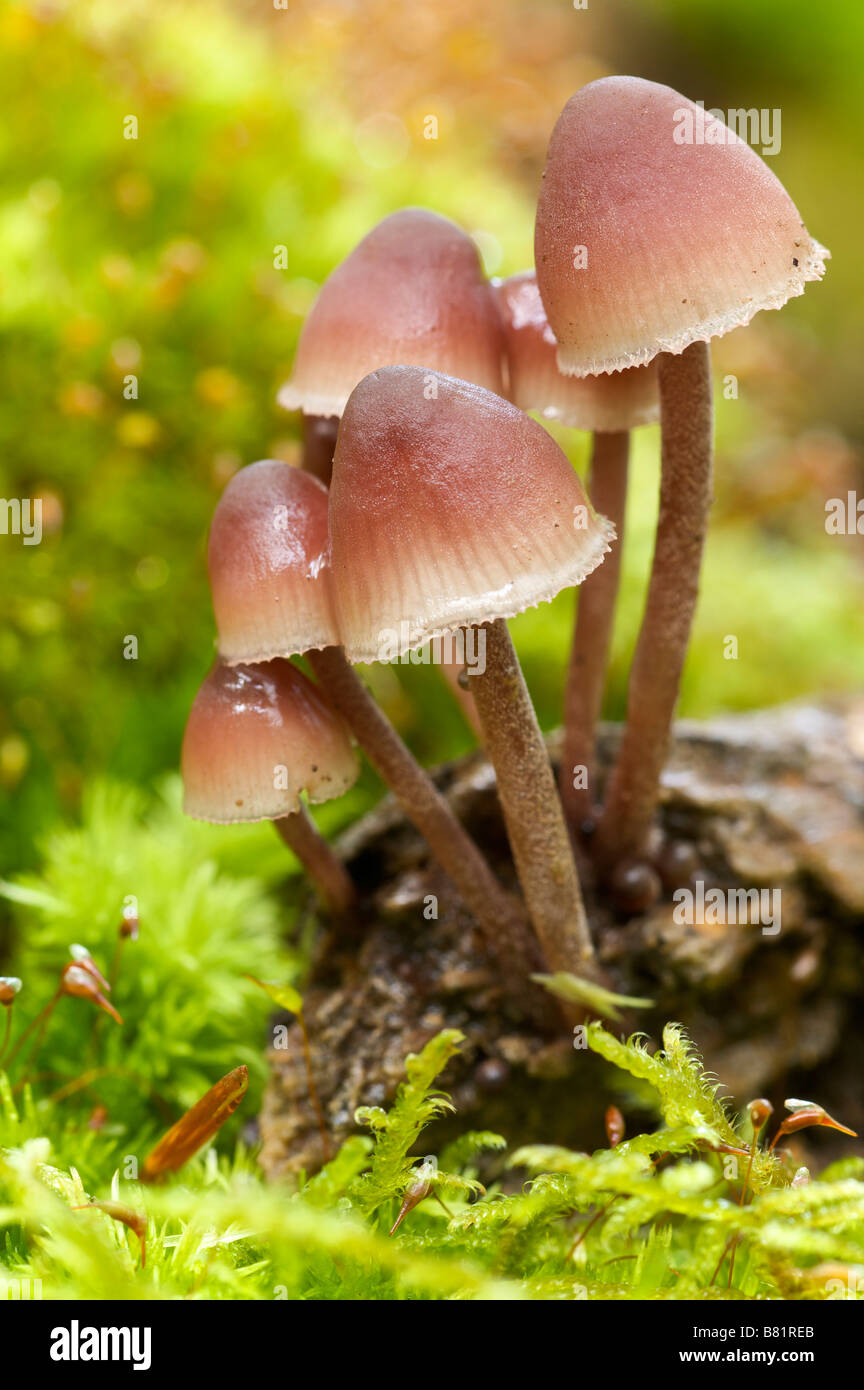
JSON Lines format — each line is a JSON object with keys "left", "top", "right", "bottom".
{"left": 182, "top": 75, "right": 826, "bottom": 1012}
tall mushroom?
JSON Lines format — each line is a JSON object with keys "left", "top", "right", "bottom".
{"left": 535, "top": 75, "right": 828, "bottom": 871}
{"left": 182, "top": 659, "right": 358, "bottom": 917}
{"left": 208, "top": 459, "right": 538, "bottom": 986}
{"left": 495, "top": 270, "right": 659, "bottom": 835}
{"left": 329, "top": 365, "right": 614, "bottom": 975}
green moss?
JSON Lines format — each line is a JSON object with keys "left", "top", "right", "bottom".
{"left": 3, "top": 996, "right": 863, "bottom": 1299}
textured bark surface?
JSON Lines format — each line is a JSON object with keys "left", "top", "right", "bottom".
{"left": 259, "top": 699, "right": 864, "bottom": 1180}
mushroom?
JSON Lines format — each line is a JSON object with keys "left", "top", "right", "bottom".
{"left": 208, "top": 459, "right": 339, "bottom": 665}
{"left": 495, "top": 271, "right": 659, "bottom": 434}
{"left": 329, "top": 365, "right": 614, "bottom": 974}
{"left": 495, "top": 269, "right": 659, "bottom": 835}
{"left": 534, "top": 76, "right": 828, "bottom": 871}
{"left": 182, "top": 658, "right": 358, "bottom": 917}
{"left": 207, "top": 459, "right": 538, "bottom": 986}
{"left": 277, "top": 207, "right": 505, "bottom": 734}
{"left": 277, "top": 207, "right": 506, "bottom": 486}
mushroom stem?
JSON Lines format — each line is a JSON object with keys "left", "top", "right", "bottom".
{"left": 559, "top": 430, "right": 629, "bottom": 835}
{"left": 440, "top": 658, "right": 484, "bottom": 742}
{"left": 301, "top": 414, "right": 339, "bottom": 485}
{"left": 275, "top": 805, "right": 357, "bottom": 918}
{"left": 306, "top": 644, "right": 539, "bottom": 982}
{"left": 468, "top": 618, "right": 595, "bottom": 971}
{"left": 594, "top": 341, "right": 713, "bottom": 870}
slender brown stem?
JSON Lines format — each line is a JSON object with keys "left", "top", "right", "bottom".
{"left": 4, "top": 987, "right": 62, "bottom": 1070}
{"left": 567, "top": 1194, "right": 620, "bottom": 1259}
{"left": 0, "top": 1007, "right": 12, "bottom": 1066}
{"left": 709, "top": 1234, "right": 733, "bottom": 1287}
{"left": 439, "top": 658, "right": 484, "bottom": 742}
{"left": 275, "top": 805, "right": 356, "bottom": 918}
{"left": 594, "top": 342, "right": 713, "bottom": 872}
{"left": 301, "top": 413, "right": 339, "bottom": 485}
{"left": 48, "top": 1065, "right": 134, "bottom": 1104}
{"left": 88, "top": 938, "right": 125, "bottom": 1061}
{"left": 306, "top": 645, "right": 540, "bottom": 986}
{"left": 560, "top": 430, "right": 629, "bottom": 834}
{"left": 468, "top": 619, "right": 594, "bottom": 971}
{"left": 727, "top": 1146, "right": 755, "bottom": 1288}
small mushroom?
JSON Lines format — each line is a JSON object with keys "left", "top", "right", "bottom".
{"left": 277, "top": 208, "right": 505, "bottom": 731}
{"left": 495, "top": 271, "right": 659, "bottom": 434}
{"left": 207, "top": 459, "right": 537, "bottom": 987}
{"left": 182, "top": 659, "right": 358, "bottom": 917}
{"left": 330, "top": 365, "right": 614, "bottom": 974}
{"left": 535, "top": 76, "right": 828, "bottom": 872}
{"left": 209, "top": 460, "right": 339, "bottom": 666}
{"left": 278, "top": 208, "right": 505, "bottom": 434}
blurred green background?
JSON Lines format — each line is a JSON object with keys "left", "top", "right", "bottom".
{"left": 1, "top": 0, "right": 862, "bottom": 883}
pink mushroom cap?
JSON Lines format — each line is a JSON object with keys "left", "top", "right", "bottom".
{"left": 495, "top": 271, "right": 659, "bottom": 430}
{"left": 535, "top": 76, "right": 829, "bottom": 376}
{"left": 277, "top": 208, "right": 506, "bottom": 417}
{"left": 182, "top": 660, "right": 358, "bottom": 824}
{"left": 208, "top": 460, "right": 339, "bottom": 663}
{"left": 329, "top": 365, "right": 615, "bottom": 663}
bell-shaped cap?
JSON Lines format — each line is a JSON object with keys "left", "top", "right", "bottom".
{"left": 329, "top": 366, "right": 614, "bottom": 662}
{"left": 277, "top": 208, "right": 505, "bottom": 417}
{"left": 535, "top": 76, "right": 829, "bottom": 376}
{"left": 208, "top": 460, "right": 339, "bottom": 663}
{"left": 182, "top": 660, "right": 358, "bottom": 823}
{"left": 495, "top": 271, "right": 659, "bottom": 430}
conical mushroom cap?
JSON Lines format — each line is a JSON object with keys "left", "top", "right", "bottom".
{"left": 182, "top": 660, "right": 358, "bottom": 824}
{"left": 329, "top": 365, "right": 614, "bottom": 662}
{"left": 535, "top": 76, "right": 829, "bottom": 376}
{"left": 208, "top": 460, "right": 339, "bottom": 663}
{"left": 278, "top": 208, "right": 505, "bottom": 417}
{"left": 496, "top": 271, "right": 659, "bottom": 430}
